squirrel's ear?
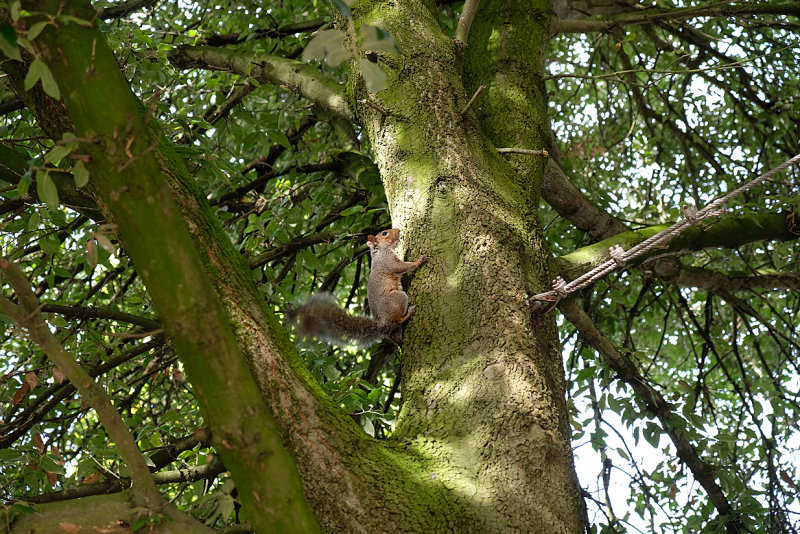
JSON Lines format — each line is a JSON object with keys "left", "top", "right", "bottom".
{"left": 367, "top": 235, "right": 376, "bottom": 244}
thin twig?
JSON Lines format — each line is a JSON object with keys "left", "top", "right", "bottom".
{"left": 460, "top": 84, "right": 485, "bottom": 117}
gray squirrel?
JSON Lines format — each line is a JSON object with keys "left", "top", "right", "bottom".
{"left": 293, "top": 229, "right": 428, "bottom": 345}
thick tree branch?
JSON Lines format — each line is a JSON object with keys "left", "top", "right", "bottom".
{"left": 167, "top": 45, "right": 354, "bottom": 121}
{"left": 0, "top": 97, "right": 24, "bottom": 115}
{"left": 6, "top": 490, "right": 213, "bottom": 534}
{"left": 146, "top": 429, "right": 211, "bottom": 469}
{"left": 554, "top": 212, "right": 800, "bottom": 282}
{"left": 4, "top": 7, "right": 425, "bottom": 532}
{"left": 11, "top": 3, "right": 320, "bottom": 531}
{"left": 542, "top": 159, "right": 627, "bottom": 240}
{"left": 653, "top": 258, "right": 800, "bottom": 292}
{"left": 559, "top": 299, "right": 742, "bottom": 533}
{"left": 554, "top": 2, "right": 800, "bottom": 34}
{"left": 25, "top": 456, "right": 226, "bottom": 505}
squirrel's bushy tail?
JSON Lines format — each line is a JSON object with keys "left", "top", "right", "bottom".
{"left": 290, "top": 293, "right": 383, "bottom": 346}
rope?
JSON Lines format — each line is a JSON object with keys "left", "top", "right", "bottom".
{"left": 530, "top": 152, "right": 800, "bottom": 313}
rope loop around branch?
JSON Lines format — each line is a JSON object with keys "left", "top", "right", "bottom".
{"left": 552, "top": 276, "right": 568, "bottom": 298}
{"left": 608, "top": 244, "right": 626, "bottom": 266}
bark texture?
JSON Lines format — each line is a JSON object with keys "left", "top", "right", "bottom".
{"left": 346, "top": 1, "right": 587, "bottom": 531}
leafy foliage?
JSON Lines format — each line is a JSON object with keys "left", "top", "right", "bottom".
{"left": 548, "top": 10, "right": 800, "bottom": 533}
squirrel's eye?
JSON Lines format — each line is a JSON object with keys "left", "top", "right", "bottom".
{"left": 381, "top": 231, "right": 388, "bottom": 236}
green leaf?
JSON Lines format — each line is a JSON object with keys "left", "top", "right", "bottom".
{"left": 23, "top": 57, "right": 61, "bottom": 99}
{"left": 94, "top": 233, "right": 116, "bottom": 255}
{"left": 11, "top": 502, "right": 36, "bottom": 515}
{"left": 643, "top": 422, "right": 661, "bottom": 448}
{"left": 26, "top": 210, "right": 40, "bottom": 232}
{"left": 362, "top": 416, "right": 374, "bottom": 436}
{"left": 359, "top": 59, "right": 386, "bottom": 92}
{"left": 367, "top": 388, "right": 381, "bottom": 403}
{"left": 44, "top": 144, "right": 73, "bottom": 165}
{"left": 339, "top": 205, "right": 364, "bottom": 216}
{"left": 39, "top": 235, "right": 60, "bottom": 254}
{"left": 9, "top": 1, "right": 21, "bottom": 23}
{"left": 130, "top": 517, "right": 149, "bottom": 532}
{"left": 0, "top": 23, "right": 22, "bottom": 61}
{"left": 39, "top": 455, "right": 66, "bottom": 474}
{"left": 35, "top": 171, "right": 59, "bottom": 211}
{"left": 0, "top": 449, "right": 23, "bottom": 461}
{"left": 326, "top": 45, "right": 352, "bottom": 68}
{"left": 302, "top": 29, "right": 349, "bottom": 67}
{"left": 266, "top": 129, "right": 292, "bottom": 149}
{"left": 321, "top": 362, "right": 340, "bottom": 381}
{"left": 38, "top": 62, "right": 60, "bottom": 100}
{"left": 216, "top": 494, "right": 236, "bottom": 522}
{"left": 73, "top": 161, "right": 89, "bottom": 188}
{"left": 17, "top": 174, "right": 32, "bottom": 196}
{"left": 24, "top": 58, "right": 45, "bottom": 91}
{"left": 27, "top": 21, "right": 49, "bottom": 41}
{"left": 360, "top": 24, "right": 398, "bottom": 53}
{"left": 55, "top": 15, "right": 93, "bottom": 27}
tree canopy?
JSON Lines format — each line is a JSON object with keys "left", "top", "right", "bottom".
{"left": 1, "top": 1, "right": 799, "bottom": 533}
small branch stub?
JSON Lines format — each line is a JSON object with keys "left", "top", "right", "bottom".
{"left": 497, "top": 147, "right": 549, "bottom": 157}
{"left": 358, "top": 98, "right": 389, "bottom": 116}
{"left": 455, "top": 0, "right": 482, "bottom": 45}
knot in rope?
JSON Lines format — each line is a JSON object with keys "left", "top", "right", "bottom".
{"left": 608, "top": 244, "right": 626, "bottom": 267}
{"left": 552, "top": 276, "right": 568, "bottom": 298}
{"left": 682, "top": 204, "right": 700, "bottom": 224}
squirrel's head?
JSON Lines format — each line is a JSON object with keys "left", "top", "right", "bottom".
{"left": 367, "top": 228, "right": 400, "bottom": 252}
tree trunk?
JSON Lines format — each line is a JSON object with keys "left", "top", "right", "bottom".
{"left": 344, "top": 1, "right": 587, "bottom": 531}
